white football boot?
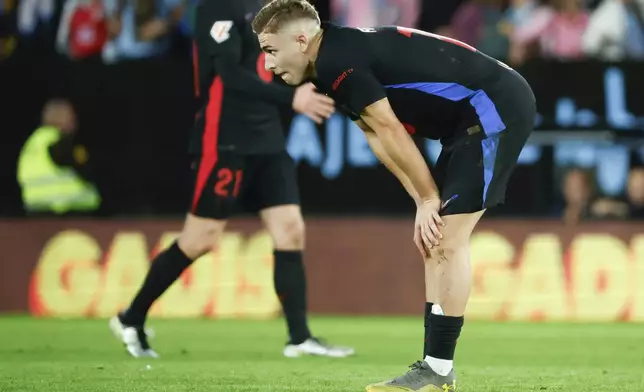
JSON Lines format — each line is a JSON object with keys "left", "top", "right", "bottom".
{"left": 283, "top": 337, "right": 355, "bottom": 358}
{"left": 109, "top": 314, "right": 159, "bottom": 359}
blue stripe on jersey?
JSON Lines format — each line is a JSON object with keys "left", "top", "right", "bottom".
{"left": 384, "top": 82, "right": 506, "bottom": 137}
{"left": 481, "top": 136, "right": 500, "bottom": 204}
{"left": 385, "top": 82, "right": 504, "bottom": 205}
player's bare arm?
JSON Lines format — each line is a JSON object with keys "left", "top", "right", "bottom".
{"left": 360, "top": 98, "right": 444, "bottom": 255}
{"left": 355, "top": 119, "right": 421, "bottom": 206}
{"left": 360, "top": 99, "right": 437, "bottom": 201}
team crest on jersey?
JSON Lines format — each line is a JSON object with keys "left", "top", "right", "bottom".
{"left": 210, "top": 21, "right": 234, "bottom": 43}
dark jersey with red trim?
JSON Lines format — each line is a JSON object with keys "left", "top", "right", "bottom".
{"left": 190, "top": 0, "right": 295, "bottom": 155}
{"left": 312, "top": 23, "right": 535, "bottom": 143}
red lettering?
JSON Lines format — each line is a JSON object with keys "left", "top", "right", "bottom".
{"left": 396, "top": 27, "right": 477, "bottom": 52}
{"left": 214, "top": 169, "right": 243, "bottom": 197}
{"left": 332, "top": 68, "right": 353, "bottom": 91}
{"left": 232, "top": 170, "right": 243, "bottom": 197}
{"left": 256, "top": 53, "right": 273, "bottom": 83}
{"left": 214, "top": 168, "right": 233, "bottom": 197}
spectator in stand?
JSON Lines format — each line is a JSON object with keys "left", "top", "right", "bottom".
{"left": 503, "top": 0, "right": 541, "bottom": 28}
{"left": 331, "top": 0, "right": 420, "bottom": 28}
{"left": 556, "top": 167, "right": 598, "bottom": 225}
{"left": 447, "top": 0, "right": 510, "bottom": 61}
{"left": 592, "top": 167, "right": 644, "bottom": 219}
{"left": 511, "top": 0, "right": 590, "bottom": 64}
{"left": 497, "top": 0, "right": 541, "bottom": 64}
{"left": 14, "top": 0, "right": 59, "bottom": 55}
{"left": 56, "top": 0, "right": 108, "bottom": 60}
{"left": 101, "top": 0, "right": 184, "bottom": 62}
{"left": 626, "top": 167, "right": 644, "bottom": 218}
{"left": 582, "top": 0, "right": 644, "bottom": 61}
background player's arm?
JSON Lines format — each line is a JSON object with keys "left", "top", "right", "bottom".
{"left": 213, "top": 57, "right": 294, "bottom": 105}
{"left": 360, "top": 99, "right": 440, "bottom": 203}
{"left": 355, "top": 120, "right": 421, "bottom": 205}
{"left": 198, "top": 1, "right": 294, "bottom": 105}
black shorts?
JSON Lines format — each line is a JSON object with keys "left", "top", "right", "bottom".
{"left": 434, "top": 74, "right": 536, "bottom": 216}
{"left": 189, "top": 150, "right": 300, "bottom": 219}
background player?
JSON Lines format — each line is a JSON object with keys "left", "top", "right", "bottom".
{"left": 109, "top": 0, "right": 354, "bottom": 359}
{"left": 252, "top": 0, "right": 536, "bottom": 390}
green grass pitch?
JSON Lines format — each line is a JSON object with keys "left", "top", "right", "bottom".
{"left": 1, "top": 316, "right": 643, "bottom": 391}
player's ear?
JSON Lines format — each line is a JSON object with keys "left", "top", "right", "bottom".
{"left": 296, "top": 34, "right": 308, "bottom": 52}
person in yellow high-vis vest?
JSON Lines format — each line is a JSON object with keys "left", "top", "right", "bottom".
{"left": 18, "top": 99, "right": 101, "bottom": 215}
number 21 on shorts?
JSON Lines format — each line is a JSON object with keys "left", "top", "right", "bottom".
{"left": 214, "top": 168, "right": 243, "bottom": 197}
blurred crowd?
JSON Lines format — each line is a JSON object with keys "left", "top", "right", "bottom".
{"left": 4, "top": 0, "right": 644, "bottom": 223}
{"left": 438, "top": 0, "right": 644, "bottom": 65}
{"left": 558, "top": 166, "right": 644, "bottom": 224}
{"left": 2, "top": 0, "right": 644, "bottom": 64}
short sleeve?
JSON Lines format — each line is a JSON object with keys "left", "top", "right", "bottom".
{"left": 318, "top": 64, "right": 387, "bottom": 118}
{"left": 335, "top": 68, "right": 387, "bottom": 116}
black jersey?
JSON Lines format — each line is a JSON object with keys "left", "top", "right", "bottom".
{"left": 312, "top": 23, "right": 535, "bottom": 143}
{"left": 190, "top": 0, "right": 295, "bottom": 155}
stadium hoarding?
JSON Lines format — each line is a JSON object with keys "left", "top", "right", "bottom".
{"left": 1, "top": 219, "right": 643, "bottom": 322}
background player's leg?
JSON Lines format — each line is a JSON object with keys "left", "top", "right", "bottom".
{"left": 250, "top": 152, "right": 354, "bottom": 358}
{"left": 260, "top": 205, "right": 310, "bottom": 344}
{"left": 260, "top": 204, "right": 354, "bottom": 358}
{"left": 112, "top": 214, "right": 227, "bottom": 357}
{"left": 122, "top": 214, "right": 227, "bottom": 325}
{"left": 424, "top": 210, "right": 484, "bottom": 376}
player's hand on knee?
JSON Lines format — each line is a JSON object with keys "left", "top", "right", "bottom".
{"left": 292, "top": 83, "right": 335, "bottom": 124}
{"left": 414, "top": 224, "right": 430, "bottom": 258}
{"left": 415, "top": 200, "right": 445, "bottom": 257}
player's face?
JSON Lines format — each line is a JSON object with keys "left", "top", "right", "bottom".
{"left": 259, "top": 31, "right": 310, "bottom": 85}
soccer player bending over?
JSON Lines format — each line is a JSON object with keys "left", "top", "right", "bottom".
{"left": 252, "top": 0, "right": 536, "bottom": 390}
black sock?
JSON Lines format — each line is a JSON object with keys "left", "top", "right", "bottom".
{"left": 423, "top": 302, "right": 434, "bottom": 358}
{"left": 273, "top": 250, "right": 311, "bottom": 344}
{"left": 121, "top": 242, "right": 193, "bottom": 326}
{"left": 427, "top": 313, "right": 464, "bottom": 360}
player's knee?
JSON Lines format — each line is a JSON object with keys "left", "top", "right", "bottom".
{"left": 425, "top": 236, "right": 467, "bottom": 264}
{"left": 177, "top": 221, "right": 225, "bottom": 259}
{"left": 425, "top": 211, "right": 483, "bottom": 263}
{"left": 271, "top": 214, "right": 305, "bottom": 250}
{"left": 427, "top": 243, "right": 455, "bottom": 264}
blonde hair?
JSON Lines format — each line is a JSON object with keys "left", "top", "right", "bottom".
{"left": 252, "top": 0, "right": 320, "bottom": 34}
